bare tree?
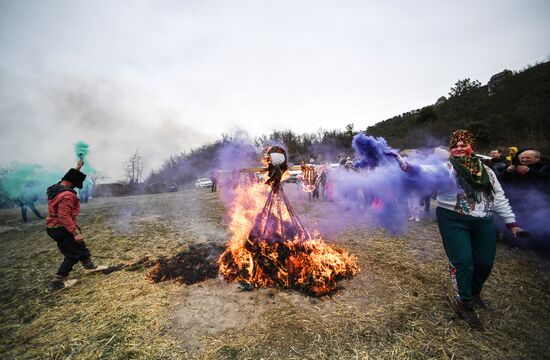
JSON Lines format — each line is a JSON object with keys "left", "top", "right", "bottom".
{"left": 124, "top": 149, "right": 144, "bottom": 184}
{"left": 88, "top": 170, "right": 107, "bottom": 188}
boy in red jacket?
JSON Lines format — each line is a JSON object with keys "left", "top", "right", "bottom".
{"left": 46, "top": 160, "right": 102, "bottom": 292}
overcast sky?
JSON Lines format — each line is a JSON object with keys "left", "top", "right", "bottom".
{"left": 1, "top": 0, "right": 549, "bottom": 180}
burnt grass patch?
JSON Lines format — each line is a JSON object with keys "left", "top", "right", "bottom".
{"left": 147, "top": 242, "right": 225, "bottom": 284}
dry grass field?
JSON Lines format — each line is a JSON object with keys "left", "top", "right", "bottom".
{"left": 1, "top": 187, "right": 549, "bottom": 359}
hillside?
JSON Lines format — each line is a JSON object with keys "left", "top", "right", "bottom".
{"left": 365, "top": 61, "right": 550, "bottom": 153}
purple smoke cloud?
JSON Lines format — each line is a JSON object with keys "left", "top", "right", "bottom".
{"left": 329, "top": 134, "right": 456, "bottom": 235}
{"left": 352, "top": 133, "right": 397, "bottom": 170}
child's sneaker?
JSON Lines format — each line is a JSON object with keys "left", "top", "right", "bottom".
{"left": 82, "top": 259, "right": 97, "bottom": 270}
{"left": 47, "top": 275, "right": 65, "bottom": 292}
{"left": 82, "top": 259, "right": 107, "bottom": 273}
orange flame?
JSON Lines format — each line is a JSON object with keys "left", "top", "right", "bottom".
{"left": 218, "top": 181, "right": 359, "bottom": 296}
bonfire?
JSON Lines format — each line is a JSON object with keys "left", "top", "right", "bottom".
{"left": 218, "top": 146, "right": 359, "bottom": 296}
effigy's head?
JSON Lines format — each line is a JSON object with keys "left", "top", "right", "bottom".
{"left": 263, "top": 146, "right": 288, "bottom": 189}
{"left": 265, "top": 146, "right": 288, "bottom": 169}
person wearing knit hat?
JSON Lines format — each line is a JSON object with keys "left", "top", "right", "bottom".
{"left": 506, "top": 146, "right": 518, "bottom": 163}
{"left": 45, "top": 160, "right": 105, "bottom": 292}
{"left": 399, "top": 129, "right": 526, "bottom": 330}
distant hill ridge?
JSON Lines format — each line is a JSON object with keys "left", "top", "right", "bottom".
{"left": 365, "top": 61, "right": 550, "bottom": 153}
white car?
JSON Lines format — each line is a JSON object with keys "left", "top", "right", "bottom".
{"left": 195, "top": 178, "right": 213, "bottom": 189}
{"left": 285, "top": 170, "right": 302, "bottom": 183}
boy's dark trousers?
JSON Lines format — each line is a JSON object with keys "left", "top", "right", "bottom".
{"left": 47, "top": 227, "right": 91, "bottom": 277}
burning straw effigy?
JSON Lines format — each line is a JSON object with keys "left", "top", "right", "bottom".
{"left": 218, "top": 146, "right": 359, "bottom": 296}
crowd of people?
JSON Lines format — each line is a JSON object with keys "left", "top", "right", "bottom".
{"left": 296, "top": 159, "right": 333, "bottom": 202}
{"left": 485, "top": 146, "right": 550, "bottom": 253}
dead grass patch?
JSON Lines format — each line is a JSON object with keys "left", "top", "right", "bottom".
{"left": 0, "top": 190, "right": 549, "bottom": 359}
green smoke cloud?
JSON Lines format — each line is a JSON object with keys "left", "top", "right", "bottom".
{"left": 0, "top": 163, "right": 62, "bottom": 202}
{"left": 1, "top": 142, "right": 99, "bottom": 206}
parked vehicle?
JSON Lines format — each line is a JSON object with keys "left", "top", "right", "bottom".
{"left": 285, "top": 170, "right": 302, "bottom": 183}
{"left": 195, "top": 178, "right": 213, "bottom": 189}
{"left": 147, "top": 182, "right": 179, "bottom": 194}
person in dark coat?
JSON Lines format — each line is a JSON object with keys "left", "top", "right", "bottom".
{"left": 17, "top": 185, "right": 44, "bottom": 222}
{"left": 210, "top": 170, "right": 218, "bottom": 193}
{"left": 79, "top": 184, "right": 90, "bottom": 203}
{"left": 488, "top": 149, "right": 508, "bottom": 178}
{"left": 501, "top": 149, "right": 550, "bottom": 254}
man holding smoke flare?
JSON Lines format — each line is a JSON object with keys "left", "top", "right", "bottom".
{"left": 398, "top": 130, "right": 526, "bottom": 331}
{"left": 45, "top": 159, "right": 103, "bottom": 292}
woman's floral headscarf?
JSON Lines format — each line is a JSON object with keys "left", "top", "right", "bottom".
{"left": 449, "top": 129, "right": 475, "bottom": 149}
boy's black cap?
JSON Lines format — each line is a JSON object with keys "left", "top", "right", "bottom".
{"left": 62, "top": 169, "right": 86, "bottom": 189}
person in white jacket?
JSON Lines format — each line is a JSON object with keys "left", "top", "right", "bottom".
{"left": 400, "top": 130, "right": 525, "bottom": 330}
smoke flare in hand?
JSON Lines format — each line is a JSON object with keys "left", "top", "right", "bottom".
{"left": 75, "top": 140, "right": 90, "bottom": 162}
